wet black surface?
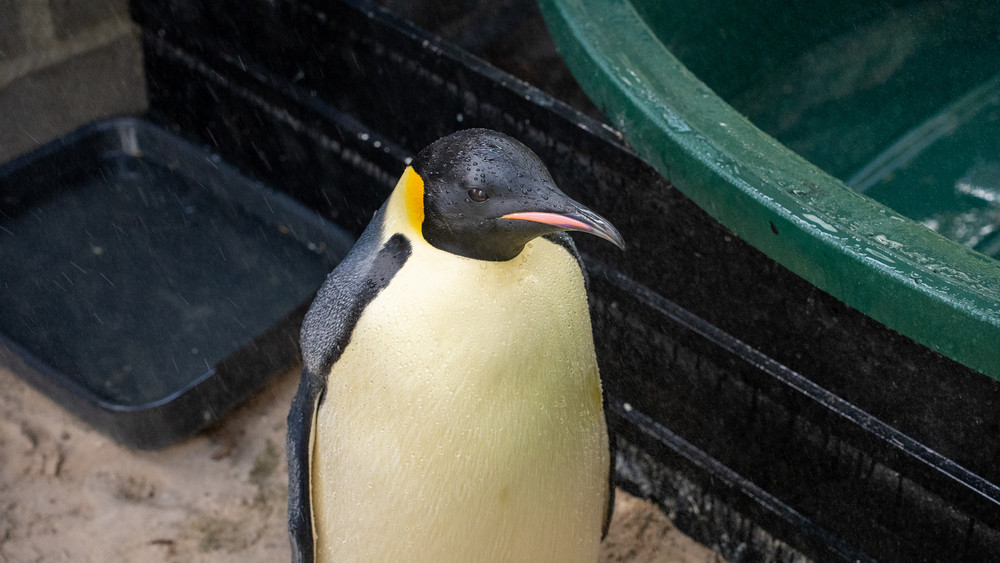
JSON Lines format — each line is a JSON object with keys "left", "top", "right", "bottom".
{"left": 376, "top": 0, "right": 603, "bottom": 120}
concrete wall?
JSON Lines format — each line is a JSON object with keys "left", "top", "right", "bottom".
{"left": 0, "top": 0, "right": 146, "bottom": 162}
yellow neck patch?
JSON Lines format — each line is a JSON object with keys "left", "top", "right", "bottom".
{"left": 401, "top": 166, "right": 425, "bottom": 236}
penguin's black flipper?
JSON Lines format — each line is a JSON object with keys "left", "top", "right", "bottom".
{"left": 543, "top": 232, "right": 616, "bottom": 539}
{"left": 287, "top": 369, "right": 320, "bottom": 563}
{"left": 287, "top": 210, "right": 412, "bottom": 563}
{"left": 603, "top": 426, "right": 616, "bottom": 539}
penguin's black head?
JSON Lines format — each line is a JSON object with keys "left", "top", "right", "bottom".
{"left": 411, "top": 129, "right": 624, "bottom": 261}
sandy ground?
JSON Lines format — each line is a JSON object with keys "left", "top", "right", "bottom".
{"left": 0, "top": 364, "right": 721, "bottom": 563}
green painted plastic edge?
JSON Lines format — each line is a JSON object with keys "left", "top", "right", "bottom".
{"left": 539, "top": 0, "right": 1000, "bottom": 380}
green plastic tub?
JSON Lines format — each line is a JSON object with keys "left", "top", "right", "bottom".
{"left": 539, "top": 0, "right": 1000, "bottom": 380}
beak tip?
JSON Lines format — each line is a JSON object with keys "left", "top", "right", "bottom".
{"left": 604, "top": 230, "right": 626, "bottom": 251}
{"left": 584, "top": 214, "right": 625, "bottom": 251}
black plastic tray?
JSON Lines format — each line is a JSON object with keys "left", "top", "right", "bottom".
{"left": 0, "top": 118, "right": 353, "bottom": 449}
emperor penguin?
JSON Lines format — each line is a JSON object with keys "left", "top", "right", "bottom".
{"left": 287, "top": 129, "right": 624, "bottom": 563}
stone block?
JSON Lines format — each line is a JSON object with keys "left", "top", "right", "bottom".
{"left": 0, "top": 27, "right": 146, "bottom": 162}
{"left": 0, "top": 0, "right": 27, "bottom": 60}
{"left": 48, "top": 0, "right": 129, "bottom": 40}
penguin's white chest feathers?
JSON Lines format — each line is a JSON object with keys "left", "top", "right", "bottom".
{"left": 310, "top": 227, "right": 609, "bottom": 562}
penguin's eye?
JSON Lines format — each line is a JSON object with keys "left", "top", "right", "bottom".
{"left": 468, "top": 188, "right": 489, "bottom": 203}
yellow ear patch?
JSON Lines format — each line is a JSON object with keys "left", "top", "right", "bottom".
{"left": 402, "top": 167, "right": 425, "bottom": 236}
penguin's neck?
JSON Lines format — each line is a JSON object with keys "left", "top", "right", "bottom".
{"left": 365, "top": 167, "right": 598, "bottom": 398}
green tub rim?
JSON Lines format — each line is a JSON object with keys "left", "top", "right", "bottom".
{"left": 539, "top": 0, "right": 1000, "bottom": 381}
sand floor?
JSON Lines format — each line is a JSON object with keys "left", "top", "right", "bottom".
{"left": 0, "top": 364, "right": 721, "bottom": 562}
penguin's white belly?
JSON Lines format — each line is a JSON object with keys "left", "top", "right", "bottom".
{"left": 311, "top": 236, "right": 609, "bottom": 563}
